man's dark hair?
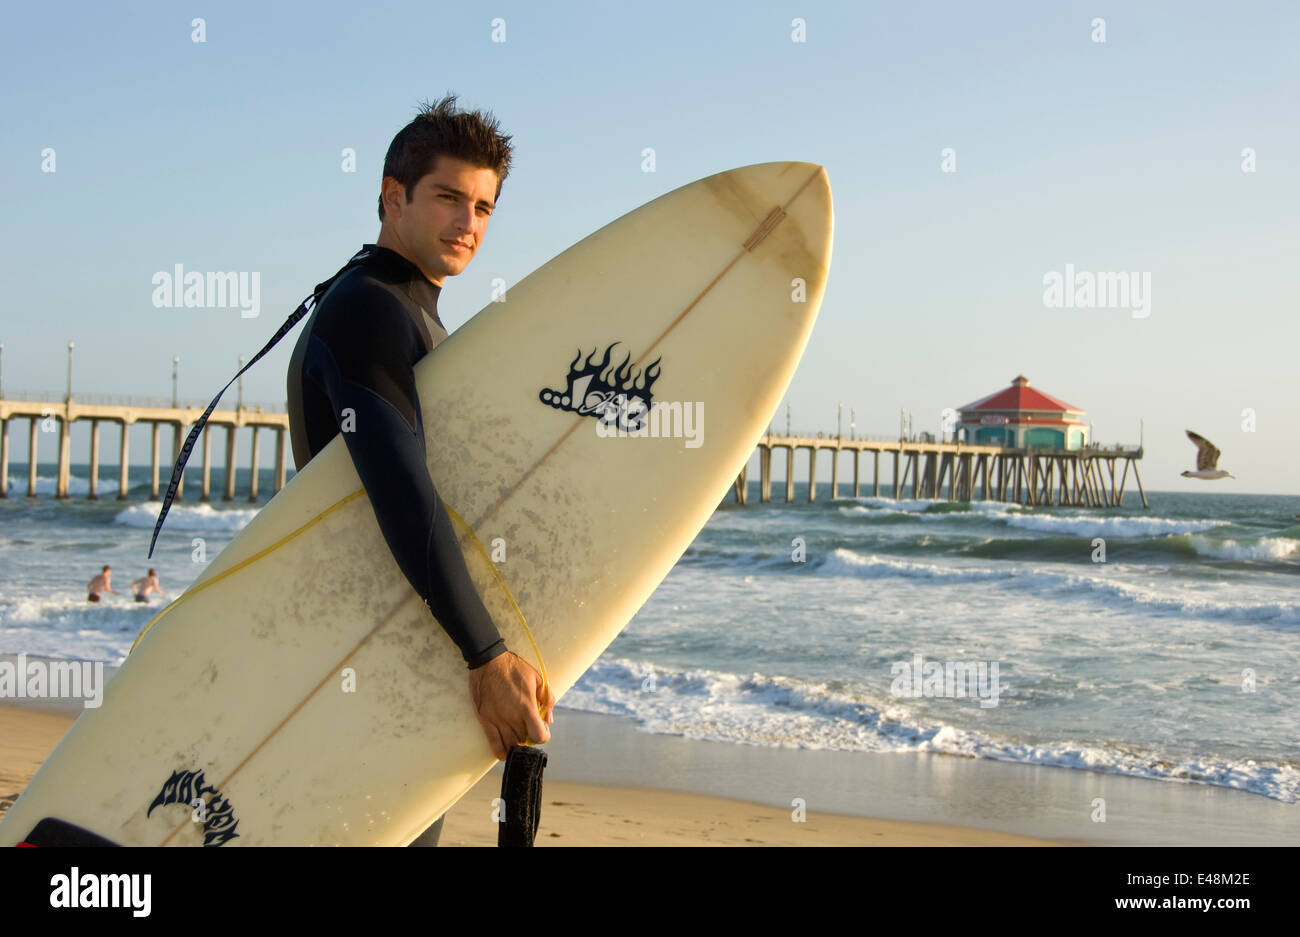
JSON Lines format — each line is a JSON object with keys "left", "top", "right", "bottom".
{"left": 102, "top": 565, "right": 110, "bottom": 571}
{"left": 378, "top": 93, "right": 514, "bottom": 221}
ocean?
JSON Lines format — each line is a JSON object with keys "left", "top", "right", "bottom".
{"left": 2, "top": 463, "right": 1297, "bottom": 805}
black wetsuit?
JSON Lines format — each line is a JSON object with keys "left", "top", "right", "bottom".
{"left": 286, "top": 244, "right": 507, "bottom": 671}
{"left": 285, "top": 244, "right": 507, "bottom": 847}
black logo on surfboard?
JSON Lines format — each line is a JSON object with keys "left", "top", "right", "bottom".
{"left": 147, "top": 769, "right": 240, "bottom": 847}
{"left": 539, "top": 343, "right": 661, "bottom": 431}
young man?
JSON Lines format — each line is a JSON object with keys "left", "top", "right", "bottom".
{"left": 86, "top": 565, "right": 116, "bottom": 602}
{"left": 130, "top": 569, "right": 168, "bottom": 603}
{"left": 285, "top": 95, "right": 554, "bottom": 847}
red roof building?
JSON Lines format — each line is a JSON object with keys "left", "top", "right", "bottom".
{"left": 957, "top": 376, "right": 1088, "bottom": 449}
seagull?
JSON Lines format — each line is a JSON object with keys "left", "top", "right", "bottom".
{"left": 1182, "top": 430, "right": 1234, "bottom": 480}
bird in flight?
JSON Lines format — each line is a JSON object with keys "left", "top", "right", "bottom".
{"left": 1181, "top": 430, "right": 1234, "bottom": 480}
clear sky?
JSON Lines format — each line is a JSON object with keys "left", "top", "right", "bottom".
{"left": 2, "top": 1, "right": 1296, "bottom": 494}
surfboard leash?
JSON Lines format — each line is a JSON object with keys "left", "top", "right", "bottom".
{"left": 144, "top": 248, "right": 379, "bottom": 561}
{"left": 439, "top": 504, "right": 552, "bottom": 845}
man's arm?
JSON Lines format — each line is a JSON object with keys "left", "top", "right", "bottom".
{"left": 306, "top": 289, "right": 506, "bottom": 668}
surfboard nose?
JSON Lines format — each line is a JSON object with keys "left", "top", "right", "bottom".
{"left": 706, "top": 161, "right": 832, "bottom": 237}
{"left": 760, "top": 161, "right": 832, "bottom": 220}
{"left": 692, "top": 162, "right": 833, "bottom": 333}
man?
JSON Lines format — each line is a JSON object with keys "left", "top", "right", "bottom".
{"left": 130, "top": 569, "right": 168, "bottom": 603}
{"left": 286, "top": 95, "right": 554, "bottom": 847}
{"left": 86, "top": 565, "right": 117, "bottom": 602}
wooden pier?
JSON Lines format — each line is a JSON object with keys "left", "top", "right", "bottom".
{"left": 0, "top": 394, "right": 289, "bottom": 501}
{"left": 1, "top": 393, "right": 1147, "bottom": 511}
{"left": 733, "top": 434, "right": 1147, "bottom": 508}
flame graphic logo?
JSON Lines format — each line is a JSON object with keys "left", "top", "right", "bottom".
{"left": 539, "top": 342, "right": 662, "bottom": 430}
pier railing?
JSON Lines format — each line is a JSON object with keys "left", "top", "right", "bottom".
{"left": 1, "top": 388, "right": 284, "bottom": 412}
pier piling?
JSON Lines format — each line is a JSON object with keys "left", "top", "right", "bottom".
{"left": 0, "top": 394, "right": 290, "bottom": 503}
{"left": 739, "top": 436, "right": 1146, "bottom": 510}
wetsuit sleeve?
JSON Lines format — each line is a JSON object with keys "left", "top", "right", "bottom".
{"left": 305, "top": 290, "right": 507, "bottom": 669}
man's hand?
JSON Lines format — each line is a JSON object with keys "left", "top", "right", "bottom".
{"left": 468, "top": 652, "right": 555, "bottom": 761}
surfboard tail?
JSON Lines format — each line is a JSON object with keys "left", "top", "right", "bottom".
{"left": 14, "top": 818, "right": 121, "bottom": 847}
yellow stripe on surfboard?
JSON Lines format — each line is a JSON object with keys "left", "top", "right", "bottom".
{"left": 130, "top": 491, "right": 550, "bottom": 726}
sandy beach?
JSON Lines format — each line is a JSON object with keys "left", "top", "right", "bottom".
{"left": 6, "top": 698, "right": 1295, "bottom": 846}
{"left": 1, "top": 702, "right": 1067, "bottom": 846}
{"left": 439, "top": 774, "right": 1058, "bottom": 846}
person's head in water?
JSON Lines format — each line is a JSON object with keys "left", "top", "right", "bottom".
{"left": 377, "top": 93, "right": 514, "bottom": 288}
{"left": 147, "top": 568, "right": 156, "bottom": 577}
{"left": 102, "top": 565, "right": 110, "bottom": 573}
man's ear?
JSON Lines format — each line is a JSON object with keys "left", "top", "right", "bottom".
{"left": 380, "top": 177, "right": 406, "bottom": 218}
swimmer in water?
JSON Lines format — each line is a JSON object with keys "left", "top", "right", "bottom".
{"left": 130, "top": 568, "right": 168, "bottom": 603}
{"left": 86, "top": 565, "right": 117, "bottom": 602}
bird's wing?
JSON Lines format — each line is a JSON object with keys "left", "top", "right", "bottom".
{"left": 1186, "top": 430, "right": 1220, "bottom": 470}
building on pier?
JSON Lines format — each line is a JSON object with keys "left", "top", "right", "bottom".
{"left": 956, "top": 375, "right": 1088, "bottom": 450}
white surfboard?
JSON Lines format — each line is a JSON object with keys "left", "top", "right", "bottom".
{"left": 0, "top": 161, "right": 833, "bottom": 846}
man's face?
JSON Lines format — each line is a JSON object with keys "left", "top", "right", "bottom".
{"left": 379, "top": 155, "right": 498, "bottom": 286}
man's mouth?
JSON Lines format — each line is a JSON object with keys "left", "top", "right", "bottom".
{"left": 443, "top": 240, "right": 472, "bottom": 253}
